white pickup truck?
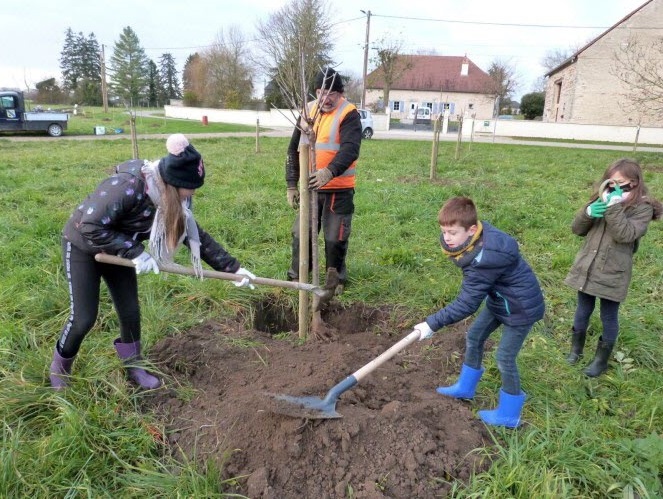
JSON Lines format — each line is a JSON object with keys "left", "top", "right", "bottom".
{"left": 0, "top": 90, "right": 69, "bottom": 137}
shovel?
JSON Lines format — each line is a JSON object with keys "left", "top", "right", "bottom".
{"left": 94, "top": 253, "right": 334, "bottom": 298}
{"left": 267, "top": 329, "right": 421, "bottom": 419}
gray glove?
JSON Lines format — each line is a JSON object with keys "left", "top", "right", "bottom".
{"left": 287, "top": 187, "right": 299, "bottom": 209}
{"left": 308, "top": 168, "right": 333, "bottom": 189}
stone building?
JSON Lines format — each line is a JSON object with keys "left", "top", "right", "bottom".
{"left": 365, "top": 55, "right": 496, "bottom": 120}
{"left": 544, "top": 0, "right": 663, "bottom": 126}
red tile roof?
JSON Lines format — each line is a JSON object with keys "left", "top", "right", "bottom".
{"left": 367, "top": 55, "right": 495, "bottom": 94}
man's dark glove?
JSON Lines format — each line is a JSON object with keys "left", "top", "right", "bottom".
{"left": 308, "top": 168, "right": 333, "bottom": 189}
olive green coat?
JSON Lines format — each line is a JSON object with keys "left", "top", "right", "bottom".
{"left": 564, "top": 201, "right": 654, "bottom": 302}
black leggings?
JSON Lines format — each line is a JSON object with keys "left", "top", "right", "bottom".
{"left": 572, "top": 291, "right": 621, "bottom": 343}
{"left": 57, "top": 239, "right": 141, "bottom": 357}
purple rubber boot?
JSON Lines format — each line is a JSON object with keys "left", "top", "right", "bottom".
{"left": 50, "top": 347, "right": 75, "bottom": 390}
{"left": 113, "top": 339, "right": 162, "bottom": 389}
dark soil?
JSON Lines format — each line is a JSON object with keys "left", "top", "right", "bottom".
{"left": 144, "top": 298, "right": 492, "bottom": 498}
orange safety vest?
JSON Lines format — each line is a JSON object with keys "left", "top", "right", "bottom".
{"left": 310, "top": 98, "right": 357, "bottom": 190}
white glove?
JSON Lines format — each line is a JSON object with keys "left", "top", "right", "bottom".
{"left": 414, "top": 321, "right": 435, "bottom": 341}
{"left": 131, "top": 251, "right": 160, "bottom": 275}
{"left": 233, "top": 267, "right": 256, "bottom": 290}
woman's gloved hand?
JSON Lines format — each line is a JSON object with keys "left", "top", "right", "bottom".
{"left": 132, "top": 251, "right": 160, "bottom": 274}
{"left": 233, "top": 267, "right": 256, "bottom": 290}
{"left": 586, "top": 199, "right": 608, "bottom": 218}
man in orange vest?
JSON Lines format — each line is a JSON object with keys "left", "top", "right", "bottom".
{"left": 285, "top": 68, "right": 362, "bottom": 295}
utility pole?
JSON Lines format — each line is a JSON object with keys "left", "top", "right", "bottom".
{"left": 100, "top": 44, "right": 109, "bottom": 112}
{"left": 360, "top": 10, "right": 371, "bottom": 109}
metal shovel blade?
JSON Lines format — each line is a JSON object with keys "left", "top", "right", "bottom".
{"left": 266, "top": 393, "right": 343, "bottom": 419}
{"left": 265, "top": 330, "right": 420, "bottom": 420}
{"left": 265, "top": 375, "right": 357, "bottom": 419}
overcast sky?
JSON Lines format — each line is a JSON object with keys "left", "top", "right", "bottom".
{"left": 0, "top": 0, "right": 647, "bottom": 100}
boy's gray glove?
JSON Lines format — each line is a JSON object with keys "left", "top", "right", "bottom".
{"left": 287, "top": 187, "right": 300, "bottom": 209}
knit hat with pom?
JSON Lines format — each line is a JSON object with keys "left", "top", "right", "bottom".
{"left": 159, "top": 134, "right": 205, "bottom": 189}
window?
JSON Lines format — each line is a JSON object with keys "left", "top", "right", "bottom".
{"left": 392, "top": 101, "right": 401, "bottom": 111}
{"left": 423, "top": 102, "right": 433, "bottom": 110}
{"left": 0, "top": 95, "right": 17, "bottom": 110}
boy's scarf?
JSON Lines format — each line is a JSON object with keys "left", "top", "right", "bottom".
{"left": 441, "top": 221, "right": 484, "bottom": 267}
{"left": 142, "top": 160, "right": 203, "bottom": 278}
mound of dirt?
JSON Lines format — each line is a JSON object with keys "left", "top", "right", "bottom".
{"left": 144, "top": 301, "right": 491, "bottom": 498}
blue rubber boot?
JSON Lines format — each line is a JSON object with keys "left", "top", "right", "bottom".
{"left": 436, "top": 364, "right": 485, "bottom": 399}
{"left": 478, "top": 389, "right": 526, "bottom": 428}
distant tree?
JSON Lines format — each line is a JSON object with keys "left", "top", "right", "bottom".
{"left": 612, "top": 34, "right": 663, "bottom": 122}
{"left": 59, "top": 29, "right": 102, "bottom": 104}
{"left": 368, "top": 37, "right": 412, "bottom": 112}
{"left": 202, "top": 26, "right": 255, "bottom": 108}
{"left": 109, "top": 26, "right": 149, "bottom": 107}
{"left": 540, "top": 48, "right": 573, "bottom": 73}
{"left": 254, "top": 0, "right": 334, "bottom": 111}
{"left": 520, "top": 92, "right": 545, "bottom": 120}
{"left": 182, "top": 53, "right": 205, "bottom": 107}
{"left": 34, "top": 78, "right": 66, "bottom": 104}
{"left": 60, "top": 28, "right": 82, "bottom": 91}
{"left": 146, "top": 59, "right": 162, "bottom": 107}
{"left": 342, "top": 72, "right": 362, "bottom": 106}
{"left": 487, "top": 58, "right": 520, "bottom": 113}
{"left": 159, "top": 53, "right": 181, "bottom": 102}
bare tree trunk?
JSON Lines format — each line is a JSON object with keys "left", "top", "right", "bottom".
{"left": 130, "top": 112, "right": 138, "bottom": 159}
{"left": 255, "top": 118, "right": 260, "bottom": 153}
{"left": 454, "top": 116, "right": 463, "bottom": 160}
{"left": 430, "top": 115, "right": 441, "bottom": 180}
{"left": 297, "top": 142, "right": 310, "bottom": 340}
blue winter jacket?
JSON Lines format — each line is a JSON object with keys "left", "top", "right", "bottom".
{"left": 426, "top": 222, "right": 545, "bottom": 331}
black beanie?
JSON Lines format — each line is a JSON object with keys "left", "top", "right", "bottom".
{"left": 159, "top": 144, "right": 205, "bottom": 189}
{"left": 315, "top": 68, "right": 344, "bottom": 93}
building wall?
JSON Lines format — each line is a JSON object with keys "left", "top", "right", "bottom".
{"left": 544, "top": 0, "right": 663, "bottom": 126}
{"left": 365, "top": 89, "right": 495, "bottom": 120}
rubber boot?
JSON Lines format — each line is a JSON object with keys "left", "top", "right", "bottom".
{"left": 114, "top": 339, "right": 162, "bottom": 389}
{"left": 566, "top": 329, "right": 586, "bottom": 365}
{"left": 49, "top": 347, "right": 75, "bottom": 390}
{"left": 478, "top": 389, "right": 526, "bottom": 428}
{"left": 583, "top": 338, "right": 614, "bottom": 378}
{"left": 436, "top": 364, "right": 485, "bottom": 399}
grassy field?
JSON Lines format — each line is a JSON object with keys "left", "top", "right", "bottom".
{"left": 0, "top": 135, "right": 662, "bottom": 497}
{"left": 62, "top": 106, "right": 259, "bottom": 135}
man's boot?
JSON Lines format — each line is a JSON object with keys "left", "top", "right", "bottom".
{"left": 566, "top": 328, "right": 586, "bottom": 365}
{"left": 49, "top": 346, "right": 75, "bottom": 390}
{"left": 583, "top": 338, "right": 614, "bottom": 378}
{"left": 114, "top": 339, "right": 162, "bottom": 389}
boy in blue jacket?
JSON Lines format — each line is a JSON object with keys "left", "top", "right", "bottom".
{"left": 415, "top": 197, "right": 545, "bottom": 428}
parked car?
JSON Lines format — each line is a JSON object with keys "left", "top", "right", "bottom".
{"left": 358, "top": 109, "right": 373, "bottom": 139}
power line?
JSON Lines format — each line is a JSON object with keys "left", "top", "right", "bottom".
{"left": 372, "top": 13, "right": 659, "bottom": 30}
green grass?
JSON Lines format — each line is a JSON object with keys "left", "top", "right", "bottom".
{"left": 63, "top": 106, "right": 259, "bottom": 136}
{"left": 1, "top": 136, "right": 662, "bottom": 497}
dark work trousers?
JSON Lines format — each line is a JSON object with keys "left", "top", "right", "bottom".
{"left": 572, "top": 290, "right": 620, "bottom": 343}
{"left": 287, "top": 189, "right": 354, "bottom": 284}
{"left": 57, "top": 239, "right": 141, "bottom": 358}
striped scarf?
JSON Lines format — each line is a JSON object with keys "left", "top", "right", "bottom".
{"left": 440, "top": 221, "right": 484, "bottom": 267}
{"left": 141, "top": 160, "right": 203, "bottom": 278}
